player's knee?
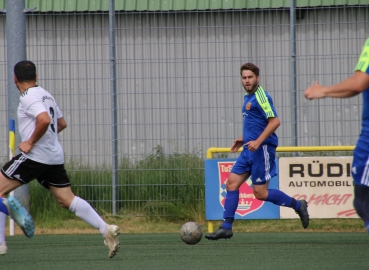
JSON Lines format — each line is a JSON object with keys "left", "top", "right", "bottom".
{"left": 55, "top": 198, "right": 70, "bottom": 209}
{"left": 58, "top": 202, "right": 69, "bottom": 209}
{"left": 253, "top": 189, "right": 267, "bottom": 200}
{"left": 226, "top": 180, "right": 243, "bottom": 191}
{"left": 226, "top": 180, "right": 235, "bottom": 190}
{"left": 226, "top": 174, "right": 245, "bottom": 190}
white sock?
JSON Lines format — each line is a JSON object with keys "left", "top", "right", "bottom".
{"left": 69, "top": 196, "right": 107, "bottom": 236}
{"left": 0, "top": 212, "right": 6, "bottom": 244}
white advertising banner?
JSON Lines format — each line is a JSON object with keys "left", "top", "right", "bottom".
{"left": 279, "top": 156, "right": 358, "bottom": 219}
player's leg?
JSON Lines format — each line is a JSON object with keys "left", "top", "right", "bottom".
{"left": 351, "top": 142, "right": 369, "bottom": 232}
{"left": 353, "top": 184, "right": 369, "bottom": 232}
{"left": 252, "top": 145, "right": 309, "bottom": 228}
{"left": 222, "top": 172, "right": 249, "bottom": 229}
{"left": 49, "top": 185, "right": 109, "bottom": 235}
{"left": 0, "top": 171, "right": 23, "bottom": 215}
{"left": 253, "top": 182, "right": 309, "bottom": 229}
{"left": 0, "top": 213, "right": 6, "bottom": 255}
{"left": 205, "top": 150, "right": 250, "bottom": 240}
{"left": 0, "top": 168, "right": 18, "bottom": 254}
{"left": 45, "top": 165, "right": 120, "bottom": 258}
{"left": 223, "top": 149, "right": 251, "bottom": 230}
{"left": 0, "top": 156, "right": 35, "bottom": 238}
{"left": 204, "top": 172, "right": 248, "bottom": 240}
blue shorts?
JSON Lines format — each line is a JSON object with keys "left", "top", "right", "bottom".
{"left": 352, "top": 136, "right": 369, "bottom": 187}
{"left": 231, "top": 144, "right": 277, "bottom": 185}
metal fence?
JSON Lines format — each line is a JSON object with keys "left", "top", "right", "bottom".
{"left": 0, "top": 2, "right": 368, "bottom": 216}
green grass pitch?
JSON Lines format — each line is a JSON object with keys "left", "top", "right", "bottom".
{"left": 1, "top": 232, "right": 368, "bottom": 270}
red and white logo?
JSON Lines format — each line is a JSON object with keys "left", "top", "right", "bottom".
{"left": 218, "top": 161, "right": 264, "bottom": 216}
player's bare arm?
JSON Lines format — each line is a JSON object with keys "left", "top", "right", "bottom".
{"left": 231, "top": 136, "right": 244, "bottom": 152}
{"left": 305, "top": 71, "right": 369, "bottom": 99}
{"left": 19, "top": 111, "right": 50, "bottom": 153}
{"left": 57, "top": 117, "right": 67, "bottom": 133}
{"left": 245, "top": 117, "right": 280, "bottom": 151}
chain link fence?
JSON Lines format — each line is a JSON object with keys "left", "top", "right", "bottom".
{"left": 0, "top": 2, "right": 368, "bottom": 217}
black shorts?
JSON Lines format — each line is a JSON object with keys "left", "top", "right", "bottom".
{"left": 1, "top": 154, "right": 71, "bottom": 189}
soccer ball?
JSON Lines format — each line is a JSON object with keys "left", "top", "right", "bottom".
{"left": 180, "top": 221, "right": 203, "bottom": 245}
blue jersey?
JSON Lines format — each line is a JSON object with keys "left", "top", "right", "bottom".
{"left": 242, "top": 86, "right": 278, "bottom": 147}
{"left": 355, "top": 38, "right": 369, "bottom": 134}
{"left": 352, "top": 38, "right": 369, "bottom": 186}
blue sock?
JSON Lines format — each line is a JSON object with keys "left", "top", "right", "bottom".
{"left": 0, "top": 198, "right": 9, "bottom": 215}
{"left": 365, "top": 221, "right": 369, "bottom": 233}
{"left": 266, "top": 189, "right": 301, "bottom": 211}
{"left": 221, "top": 190, "right": 239, "bottom": 230}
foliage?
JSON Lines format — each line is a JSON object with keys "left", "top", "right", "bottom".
{"left": 29, "top": 145, "right": 205, "bottom": 223}
{"left": 28, "top": 147, "right": 355, "bottom": 225}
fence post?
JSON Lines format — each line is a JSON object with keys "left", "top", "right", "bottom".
{"left": 6, "top": 0, "right": 29, "bottom": 234}
{"left": 290, "top": 0, "right": 298, "bottom": 147}
{"left": 109, "top": 0, "right": 118, "bottom": 215}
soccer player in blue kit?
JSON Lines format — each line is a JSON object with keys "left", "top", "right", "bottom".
{"left": 305, "top": 38, "right": 369, "bottom": 233}
{"left": 205, "top": 63, "right": 309, "bottom": 240}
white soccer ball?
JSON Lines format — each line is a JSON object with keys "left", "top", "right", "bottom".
{"left": 180, "top": 221, "right": 203, "bottom": 245}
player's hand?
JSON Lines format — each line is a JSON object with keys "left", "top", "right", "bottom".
{"left": 245, "top": 140, "right": 260, "bottom": 152}
{"left": 304, "top": 81, "right": 326, "bottom": 100}
{"left": 19, "top": 141, "right": 33, "bottom": 154}
{"left": 231, "top": 138, "right": 244, "bottom": 152}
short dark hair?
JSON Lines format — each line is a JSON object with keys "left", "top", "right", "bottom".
{"left": 14, "top": 60, "right": 37, "bottom": 82}
{"left": 240, "top": 63, "right": 259, "bottom": 77}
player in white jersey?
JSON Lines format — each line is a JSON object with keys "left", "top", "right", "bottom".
{"left": 17, "top": 85, "right": 65, "bottom": 164}
{"left": 305, "top": 38, "right": 369, "bottom": 233}
{"left": 0, "top": 61, "right": 120, "bottom": 258}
